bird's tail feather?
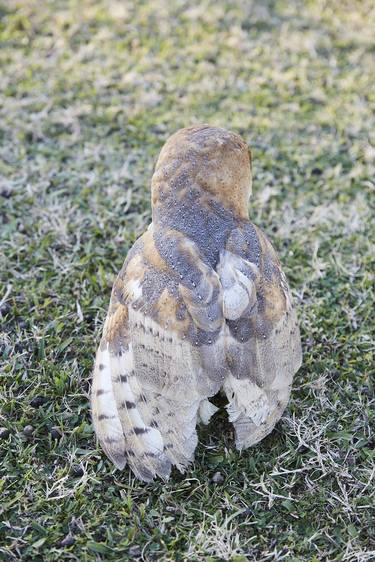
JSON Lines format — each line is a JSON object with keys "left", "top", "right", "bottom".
{"left": 91, "top": 342, "right": 171, "bottom": 481}
{"left": 91, "top": 345, "right": 126, "bottom": 470}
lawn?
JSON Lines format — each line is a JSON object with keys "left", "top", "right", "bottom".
{"left": 0, "top": 0, "right": 374, "bottom": 560}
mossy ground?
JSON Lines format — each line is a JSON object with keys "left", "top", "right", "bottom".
{"left": 0, "top": 1, "right": 374, "bottom": 560}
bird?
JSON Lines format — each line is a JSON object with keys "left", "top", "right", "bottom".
{"left": 91, "top": 124, "right": 302, "bottom": 482}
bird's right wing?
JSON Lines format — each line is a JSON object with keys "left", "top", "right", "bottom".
{"left": 217, "top": 224, "right": 302, "bottom": 449}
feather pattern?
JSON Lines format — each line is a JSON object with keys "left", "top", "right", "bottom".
{"left": 91, "top": 346, "right": 126, "bottom": 470}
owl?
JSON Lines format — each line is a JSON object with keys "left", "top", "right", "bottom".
{"left": 91, "top": 125, "right": 302, "bottom": 481}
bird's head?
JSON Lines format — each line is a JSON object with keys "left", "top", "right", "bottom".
{"left": 151, "top": 124, "right": 252, "bottom": 220}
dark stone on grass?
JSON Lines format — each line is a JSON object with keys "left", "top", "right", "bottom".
{"left": 60, "top": 534, "right": 75, "bottom": 547}
{"left": 0, "top": 188, "right": 11, "bottom": 198}
{"left": 361, "top": 385, "right": 373, "bottom": 397}
{"left": 72, "top": 464, "right": 84, "bottom": 477}
{"left": 50, "top": 428, "right": 62, "bottom": 439}
{"left": 23, "top": 425, "right": 34, "bottom": 437}
{"left": 0, "top": 427, "right": 10, "bottom": 439}
{"left": 241, "top": 507, "right": 254, "bottom": 517}
{"left": 311, "top": 167, "right": 322, "bottom": 176}
{"left": 30, "top": 396, "right": 46, "bottom": 407}
{"left": 0, "top": 303, "right": 11, "bottom": 316}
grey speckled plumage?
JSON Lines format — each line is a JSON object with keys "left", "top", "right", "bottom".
{"left": 91, "top": 124, "right": 302, "bottom": 482}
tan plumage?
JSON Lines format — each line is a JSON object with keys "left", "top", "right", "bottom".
{"left": 91, "top": 125, "right": 302, "bottom": 481}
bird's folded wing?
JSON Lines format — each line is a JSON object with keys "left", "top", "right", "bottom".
{"left": 217, "top": 225, "right": 302, "bottom": 448}
{"left": 91, "top": 231, "right": 223, "bottom": 481}
{"left": 154, "top": 227, "right": 224, "bottom": 333}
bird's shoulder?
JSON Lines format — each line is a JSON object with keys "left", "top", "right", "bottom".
{"left": 109, "top": 226, "right": 207, "bottom": 341}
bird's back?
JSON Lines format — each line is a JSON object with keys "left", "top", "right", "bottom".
{"left": 92, "top": 219, "right": 301, "bottom": 480}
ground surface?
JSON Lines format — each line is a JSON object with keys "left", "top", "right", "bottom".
{"left": 0, "top": 1, "right": 374, "bottom": 561}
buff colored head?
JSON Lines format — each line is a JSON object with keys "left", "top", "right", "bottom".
{"left": 151, "top": 125, "right": 252, "bottom": 220}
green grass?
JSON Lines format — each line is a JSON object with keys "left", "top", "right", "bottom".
{"left": 0, "top": 0, "right": 374, "bottom": 560}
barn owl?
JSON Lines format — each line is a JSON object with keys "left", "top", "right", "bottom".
{"left": 91, "top": 125, "right": 302, "bottom": 482}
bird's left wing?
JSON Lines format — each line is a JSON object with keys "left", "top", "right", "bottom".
{"left": 91, "top": 230, "right": 223, "bottom": 481}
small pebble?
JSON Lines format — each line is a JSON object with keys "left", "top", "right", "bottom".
{"left": 361, "top": 385, "right": 373, "bottom": 397}
{"left": 0, "top": 303, "right": 11, "bottom": 316}
{"left": 60, "top": 534, "right": 75, "bottom": 547}
{"left": 241, "top": 507, "right": 253, "bottom": 517}
{"left": 211, "top": 471, "right": 224, "bottom": 484}
{"left": 0, "top": 188, "right": 11, "bottom": 198}
{"left": 23, "top": 425, "right": 34, "bottom": 437}
{"left": 0, "top": 427, "right": 10, "bottom": 439}
{"left": 30, "top": 396, "right": 45, "bottom": 408}
{"left": 311, "top": 167, "right": 322, "bottom": 176}
{"left": 50, "top": 428, "right": 62, "bottom": 440}
{"left": 72, "top": 465, "right": 84, "bottom": 477}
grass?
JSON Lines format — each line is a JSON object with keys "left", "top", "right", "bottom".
{"left": 0, "top": 0, "right": 374, "bottom": 560}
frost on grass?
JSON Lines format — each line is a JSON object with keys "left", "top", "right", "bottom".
{"left": 187, "top": 512, "right": 253, "bottom": 560}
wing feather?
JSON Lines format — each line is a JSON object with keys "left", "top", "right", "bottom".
{"left": 217, "top": 226, "right": 302, "bottom": 449}
{"left": 91, "top": 345, "right": 126, "bottom": 469}
{"left": 91, "top": 230, "right": 222, "bottom": 480}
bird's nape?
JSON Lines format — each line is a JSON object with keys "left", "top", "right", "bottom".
{"left": 151, "top": 124, "right": 252, "bottom": 220}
